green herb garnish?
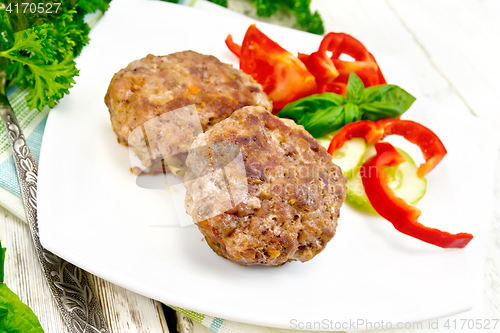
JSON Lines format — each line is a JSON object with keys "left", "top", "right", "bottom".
{"left": 190, "top": 0, "right": 324, "bottom": 34}
{"left": 277, "top": 73, "right": 416, "bottom": 138}
{"left": 0, "top": 241, "right": 45, "bottom": 333}
{"left": 0, "top": 0, "right": 111, "bottom": 111}
{"left": 251, "top": 0, "right": 324, "bottom": 34}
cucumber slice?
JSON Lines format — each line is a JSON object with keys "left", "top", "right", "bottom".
{"left": 318, "top": 131, "right": 337, "bottom": 150}
{"left": 346, "top": 147, "right": 427, "bottom": 214}
{"left": 363, "top": 144, "right": 376, "bottom": 162}
{"left": 318, "top": 134, "right": 366, "bottom": 177}
{"left": 364, "top": 144, "right": 417, "bottom": 164}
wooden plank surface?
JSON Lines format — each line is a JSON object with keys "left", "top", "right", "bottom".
{"left": 0, "top": 206, "right": 170, "bottom": 333}
{"left": 387, "top": 0, "right": 500, "bottom": 127}
{"left": 485, "top": 155, "right": 500, "bottom": 320}
{"left": 312, "top": 0, "right": 473, "bottom": 120}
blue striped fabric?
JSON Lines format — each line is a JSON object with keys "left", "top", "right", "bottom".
{"left": 210, "top": 317, "right": 225, "bottom": 331}
{"left": 0, "top": 114, "right": 48, "bottom": 197}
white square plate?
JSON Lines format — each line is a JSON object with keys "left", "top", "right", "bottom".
{"left": 38, "top": 0, "right": 481, "bottom": 329}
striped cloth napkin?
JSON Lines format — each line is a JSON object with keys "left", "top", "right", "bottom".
{"left": 0, "top": 88, "right": 48, "bottom": 222}
{"left": 2, "top": 2, "right": 498, "bottom": 333}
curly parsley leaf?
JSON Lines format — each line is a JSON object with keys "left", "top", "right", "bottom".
{"left": 279, "top": 0, "right": 324, "bottom": 34}
{"left": 36, "top": 9, "right": 90, "bottom": 59}
{"left": 209, "top": 0, "right": 324, "bottom": 35}
{"left": 76, "top": 0, "right": 110, "bottom": 15}
{"left": 0, "top": 9, "right": 15, "bottom": 49}
{"left": 1, "top": 27, "right": 79, "bottom": 110}
{"left": 253, "top": 0, "right": 325, "bottom": 34}
{"left": 0, "top": 0, "right": 111, "bottom": 111}
{"left": 253, "top": 0, "right": 279, "bottom": 17}
{"left": 0, "top": 242, "right": 45, "bottom": 333}
{"left": 207, "top": 0, "right": 228, "bottom": 7}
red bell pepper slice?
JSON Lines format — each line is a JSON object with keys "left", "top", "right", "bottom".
{"left": 360, "top": 142, "right": 473, "bottom": 248}
{"left": 225, "top": 35, "right": 241, "bottom": 57}
{"left": 225, "top": 25, "right": 317, "bottom": 111}
{"left": 327, "top": 120, "right": 386, "bottom": 152}
{"left": 328, "top": 119, "right": 447, "bottom": 177}
{"left": 300, "top": 32, "right": 386, "bottom": 94}
{"left": 382, "top": 120, "right": 447, "bottom": 177}
{"left": 302, "top": 50, "right": 339, "bottom": 88}
{"left": 319, "top": 82, "right": 347, "bottom": 95}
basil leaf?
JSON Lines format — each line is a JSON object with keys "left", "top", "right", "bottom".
{"left": 277, "top": 73, "right": 416, "bottom": 138}
{"left": 0, "top": 242, "right": 44, "bottom": 333}
{"left": 0, "top": 285, "right": 45, "bottom": 333}
{"left": 345, "top": 73, "right": 364, "bottom": 103}
{"left": 360, "top": 84, "right": 416, "bottom": 121}
{"left": 303, "top": 105, "right": 345, "bottom": 138}
{"left": 344, "top": 103, "right": 363, "bottom": 124}
{"left": 276, "top": 92, "right": 344, "bottom": 128}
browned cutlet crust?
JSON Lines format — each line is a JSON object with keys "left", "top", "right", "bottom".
{"left": 184, "top": 106, "right": 347, "bottom": 266}
{"left": 105, "top": 51, "right": 272, "bottom": 171}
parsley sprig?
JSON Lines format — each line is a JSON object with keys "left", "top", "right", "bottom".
{"left": 0, "top": 0, "right": 111, "bottom": 111}
{"left": 252, "top": 0, "right": 324, "bottom": 35}
{"left": 163, "top": 0, "right": 324, "bottom": 35}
